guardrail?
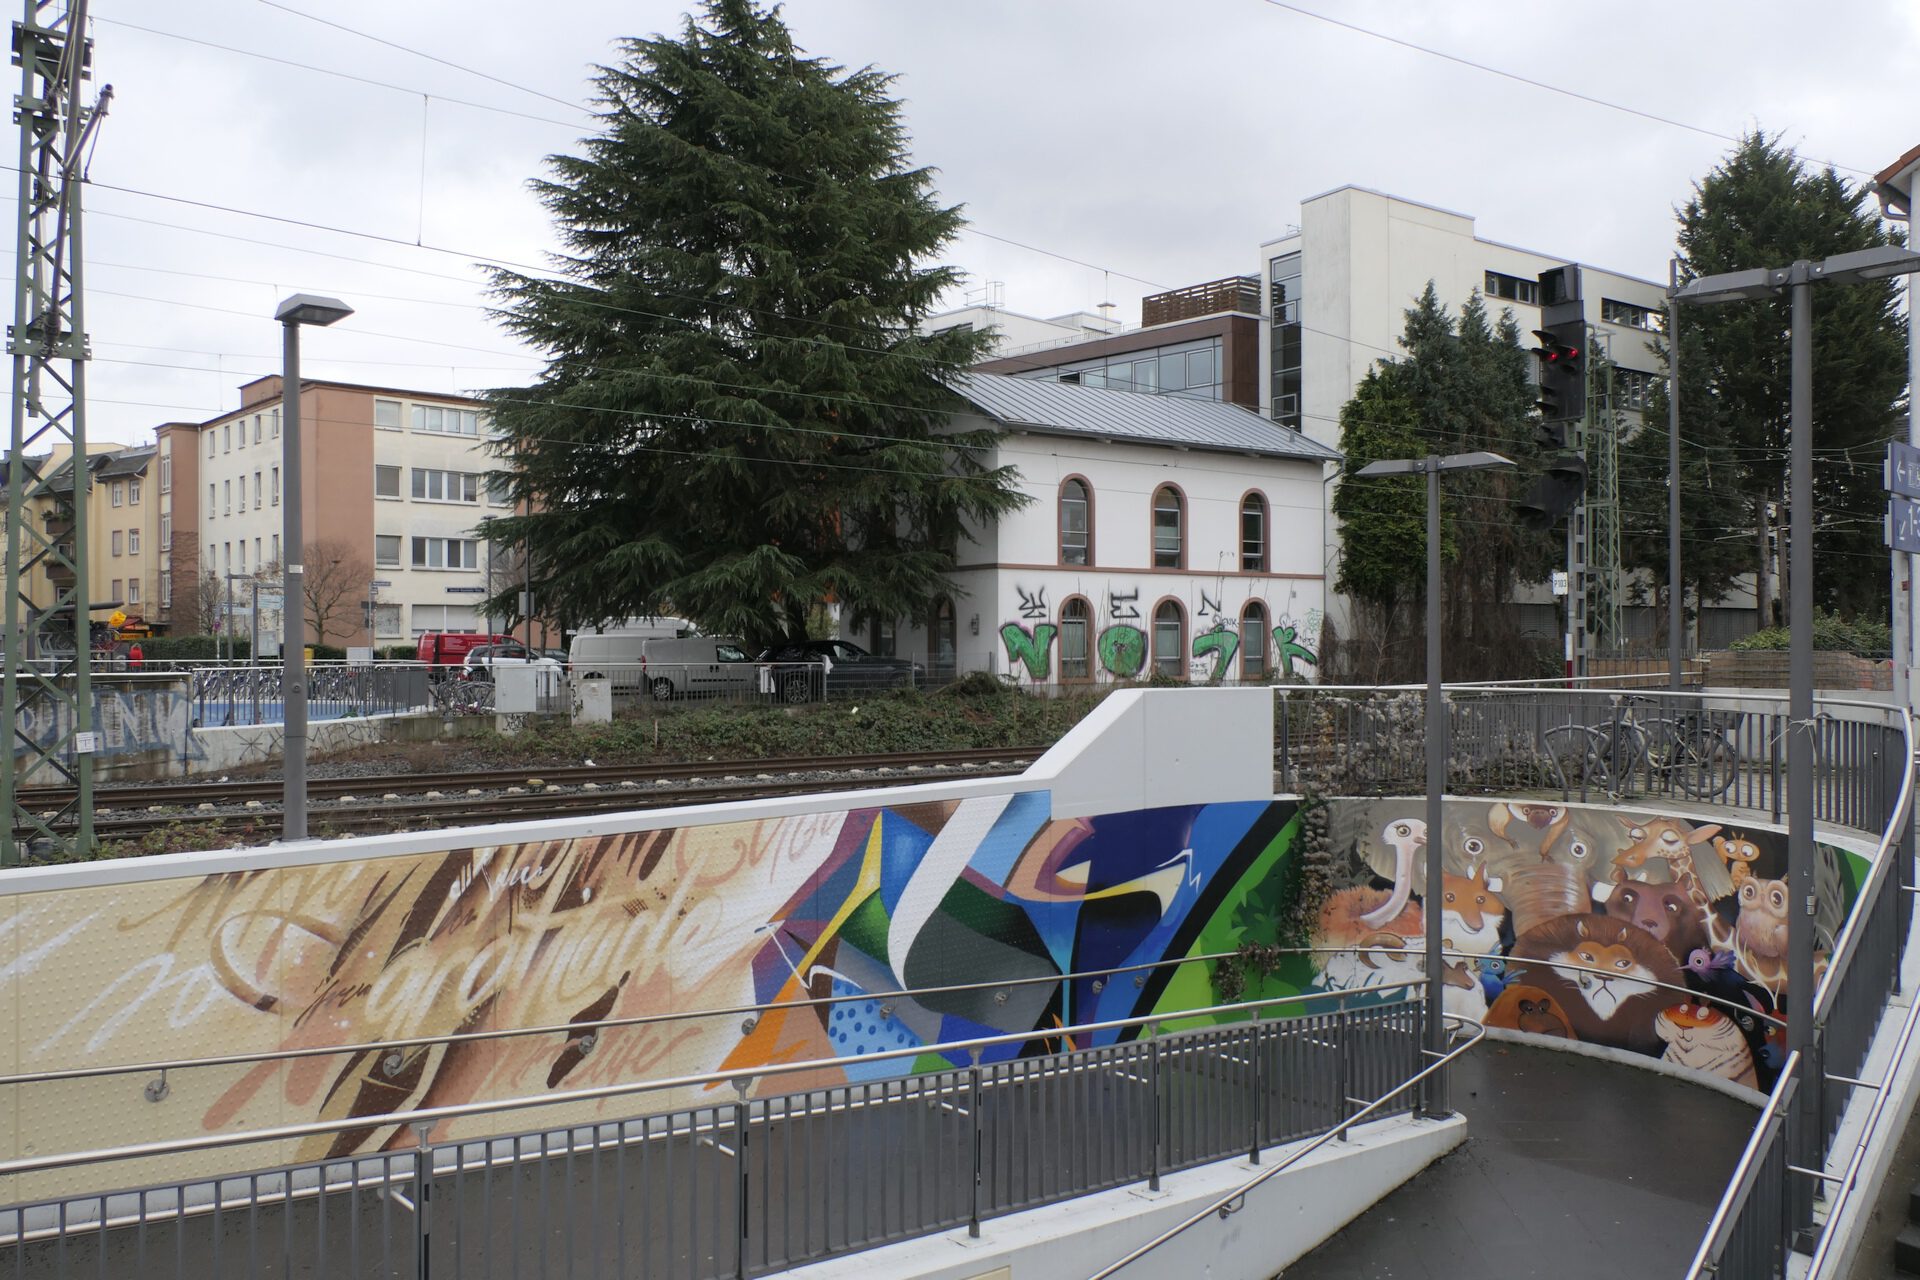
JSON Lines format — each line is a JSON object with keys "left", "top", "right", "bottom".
{"left": 0, "top": 985, "right": 1427, "bottom": 1280}
{"left": 573, "top": 660, "right": 928, "bottom": 705}
{"left": 1273, "top": 683, "right": 1916, "bottom": 1280}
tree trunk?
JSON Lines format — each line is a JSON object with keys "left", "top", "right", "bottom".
{"left": 1755, "top": 498, "right": 1774, "bottom": 629}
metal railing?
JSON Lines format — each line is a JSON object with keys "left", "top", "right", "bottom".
{"left": 1687, "top": 1054, "right": 1802, "bottom": 1280}
{"left": 190, "top": 664, "right": 430, "bottom": 727}
{"left": 574, "top": 660, "right": 926, "bottom": 705}
{"left": 0, "top": 986, "right": 1427, "bottom": 1279}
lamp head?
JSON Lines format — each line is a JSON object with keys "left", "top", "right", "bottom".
{"left": 274, "top": 293, "right": 354, "bottom": 327}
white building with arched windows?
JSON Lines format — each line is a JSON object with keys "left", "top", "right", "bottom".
{"left": 854, "top": 372, "right": 1340, "bottom": 687}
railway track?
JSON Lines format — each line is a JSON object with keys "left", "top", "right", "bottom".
{"left": 18, "top": 747, "right": 1046, "bottom": 846}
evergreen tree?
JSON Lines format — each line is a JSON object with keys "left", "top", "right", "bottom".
{"left": 481, "top": 0, "right": 1024, "bottom": 644}
{"left": 1330, "top": 285, "right": 1557, "bottom": 681}
{"left": 1671, "top": 131, "right": 1907, "bottom": 622}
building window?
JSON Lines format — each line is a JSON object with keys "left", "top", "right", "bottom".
{"left": 237, "top": 541, "right": 246, "bottom": 573}
{"left": 158, "top": 456, "right": 170, "bottom": 493}
{"left": 129, "top": 478, "right": 141, "bottom": 505}
{"left": 1152, "top": 599, "right": 1185, "bottom": 678}
{"left": 126, "top": 578, "right": 139, "bottom": 605}
{"left": 160, "top": 513, "right": 171, "bottom": 549}
{"left": 1241, "top": 602, "right": 1268, "bottom": 680}
{"left": 411, "top": 404, "right": 480, "bottom": 436}
{"left": 128, "top": 528, "right": 140, "bottom": 556}
{"left": 373, "top": 602, "right": 403, "bottom": 637}
{"left": 1612, "top": 368, "right": 1660, "bottom": 412}
{"left": 238, "top": 475, "right": 246, "bottom": 509}
{"left": 1152, "top": 486, "right": 1184, "bottom": 569}
{"left": 160, "top": 572, "right": 171, "bottom": 608}
{"left": 223, "top": 479, "right": 231, "bottom": 515}
{"left": 411, "top": 468, "right": 480, "bottom": 503}
{"left": 207, "top": 432, "right": 215, "bottom": 459}
{"left": 223, "top": 423, "right": 231, "bottom": 453}
{"left": 1060, "top": 597, "right": 1091, "bottom": 681}
{"left": 374, "top": 398, "right": 403, "bottom": 429}
{"left": 1269, "top": 251, "right": 1303, "bottom": 429}
{"left": 1060, "top": 477, "right": 1091, "bottom": 566}
{"left": 487, "top": 474, "right": 512, "bottom": 507}
{"left": 109, "top": 577, "right": 120, "bottom": 599}
{"left": 271, "top": 409, "right": 280, "bottom": 438}
{"left": 110, "top": 482, "right": 123, "bottom": 507}
{"left": 1240, "top": 492, "right": 1268, "bottom": 572}
{"left": 271, "top": 467, "right": 280, "bottom": 506}
{"left": 110, "top": 530, "right": 122, "bottom": 556}
{"left": 253, "top": 414, "right": 263, "bottom": 444}
{"left": 237, "top": 418, "right": 245, "bottom": 450}
{"left": 1484, "top": 271, "right": 1540, "bottom": 305}
{"left": 272, "top": 534, "right": 280, "bottom": 564}
{"left": 375, "top": 535, "right": 402, "bottom": 567}
{"left": 375, "top": 465, "right": 401, "bottom": 499}
{"left": 1601, "top": 297, "right": 1661, "bottom": 331}
{"left": 208, "top": 483, "right": 215, "bottom": 518}
{"left": 411, "top": 536, "right": 478, "bottom": 570}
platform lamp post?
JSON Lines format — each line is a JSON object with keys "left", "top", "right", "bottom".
{"left": 1354, "top": 449, "right": 1513, "bottom": 1118}
{"left": 1674, "top": 244, "right": 1920, "bottom": 1229}
{"left": 273, "top": 293, "right": 354, "bottom": 842}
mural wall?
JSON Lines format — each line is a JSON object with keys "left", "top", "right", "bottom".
{"left": 0, "top": 791, "right": 1866, "bottom": 1198}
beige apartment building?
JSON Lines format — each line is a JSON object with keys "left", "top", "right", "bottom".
{"left": 5, "top": 441, "right": 162, "bottom": 633}
{"left": 158, "top": 376, "right": 520, "bottom": 648}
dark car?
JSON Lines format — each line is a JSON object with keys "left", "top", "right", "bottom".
{"left": 756, "top": 639, "right": 922, "bottom": 703}
{"left": 458, "top": 642, "right": 561, "bottom": 682}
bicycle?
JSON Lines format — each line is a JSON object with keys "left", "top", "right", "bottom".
{"left": 1543, "top": 694, "right": 1741, "bottom": 800}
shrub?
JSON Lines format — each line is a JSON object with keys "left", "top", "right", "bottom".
{"left": 141, "top": 635, "right": 249, "bottom": 660}
{"left": 1729, "top": 610, "right": 1892, "bottom": 656}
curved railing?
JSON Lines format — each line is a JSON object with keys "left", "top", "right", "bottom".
{"left": 1276, "top": 682, "right": 1916, "bottom": 1280}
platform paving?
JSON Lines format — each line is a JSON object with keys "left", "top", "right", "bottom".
{"left": 1278, "top": 1041, "right": 1760, "bottom": 1280}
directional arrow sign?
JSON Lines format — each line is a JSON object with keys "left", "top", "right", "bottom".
{"left": 1888, "top": 441, "right": 1920, "bottom": 499}
{"left": 1890, "top": 497, "right": 1920, "bottom": 553}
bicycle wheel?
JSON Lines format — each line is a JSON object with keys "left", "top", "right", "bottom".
{"left": 1675, "top": 731, "right": 1738, "bottom": 798}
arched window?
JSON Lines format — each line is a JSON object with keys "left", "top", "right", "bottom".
{"left": 1240, "top": 492, "right": 1268, "bottom": 572}
{"left": 1241, "top": 602, "right": 1269, "bottom": 681}
{"left": 1060, "top": 477, "right": 1091, "bottom": 566}
{"left": 1060, "top": 596, "right": 1092, "bottom": 680}
{"left": 1152, "top": 486, "right": 1184, "bottom": 569}
{"left": 1152, "top": 599, "right": 1185, "bottom": 678}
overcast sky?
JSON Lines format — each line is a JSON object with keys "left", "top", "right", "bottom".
{"left": 68, "top": 0, "right": 1920, "bottom": 445}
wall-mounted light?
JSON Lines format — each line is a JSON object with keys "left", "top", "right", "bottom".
{"left": 969, "top": 614, "right": 980, "bottom": 635}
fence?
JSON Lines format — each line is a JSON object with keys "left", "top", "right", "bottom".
{"left": 0, "top": 990, "right": 1426, "bottom": 1280}
{"left": 190, "top": 664, "right": 431, "bottom": 727}
{"left": 1271, "top": 683, "right": 1916, "bottom": 1280}
{"left": 576, "top": 660, "right": 927, "bottom": 706}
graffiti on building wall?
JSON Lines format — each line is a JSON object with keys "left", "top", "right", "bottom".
{"left": 996, "top": 594, "right": 1320, "bottom": 683}
{"left": 10, "top": 685, "right": 199, "bottom": 765}
{"left": 999, "top": 623, "right": 1057, "bottom": 680}
{"left": 1302, "top": 799, "right": 1863, "bottom": 1092}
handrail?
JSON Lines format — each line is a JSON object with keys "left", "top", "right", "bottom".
{"left": 1683, "top": 1051, "right": 1803, "bottom": 1279}
{"left": 1086, "top": 1014, "right": 1487, "bottom": 1279}
{"left": 0, "top": 947, "right": 1246, "bottom": 1090}
{"left": 1805, "top": 977, "right": 1920, "bottom": 1274}
{"left": 1812, "top": 725, "right": 1917, "bottom": 1018}
{"left": 0, "top": 980, "right": 1421, "bottom": 1181}
{"left": 1284, "top": 681, "right": 1904, "bottom": 721}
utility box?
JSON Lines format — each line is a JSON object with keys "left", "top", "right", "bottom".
{"left": 574, "top": 677, "right": 613, "bottom": 724}
{"left": 495, "top": 665, "right": 564, "bottom": 714}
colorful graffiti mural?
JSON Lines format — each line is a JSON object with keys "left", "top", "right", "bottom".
{"left": 1302, "top": 799, "right": 1865, "bottom": 1092}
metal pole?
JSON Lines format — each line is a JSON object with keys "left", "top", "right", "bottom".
{"left": 1667, "top": 259, "right": 1684, "bottom": 691}
{"left": 280, "top": 325, "right": 307, "bottom": 841}
{"left": 1424, "top": 456, "right": 1448, "bottom": 1118}
{"left": 224, "top": 574, "right": 233, "bottom": 663}
{"left": 1787, "top": 267, "right": 1816, "bottom": 1220}
{"left": 249, "top": 579, "right": 259, "bottom": 661}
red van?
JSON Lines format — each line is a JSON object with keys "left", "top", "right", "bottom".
{"left": 416, "top": 631, "right": 512, "bottom": 675}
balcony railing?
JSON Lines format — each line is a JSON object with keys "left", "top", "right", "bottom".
{"left": 1141, "top": 275, "right": 1261, "bottom": 326}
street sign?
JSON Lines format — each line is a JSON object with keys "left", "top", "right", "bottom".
{"left": 1889, "top": 442, "right": 1920, "bottom": 499}
{"left": 1890, "top": 498, "right": 1920, "bottom": 553}
{"left": 370, "top": 579, "right": 393, "bottom": 588}
{"left": 447, "top": 586, "right": 487, "bottom": 594}
{"left": 1550, "top": 570, "right": 1570, "bottom": 597}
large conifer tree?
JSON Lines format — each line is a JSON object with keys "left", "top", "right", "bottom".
{"left": 482, "top": 0, "right": 1023, "bottom": 643}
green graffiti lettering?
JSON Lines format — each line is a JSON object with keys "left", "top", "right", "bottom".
{"left": 1191, "top": 628, "right": 1239, "bottom": 685}
{"left": 1098, "top": 624, "right": 1146, "bottom": 678}
{"left": 1273, "top": 623, "right": 1318, "bottom": 678}
{"left": 998, "top": 623, "right": 1057, "bottom": 679}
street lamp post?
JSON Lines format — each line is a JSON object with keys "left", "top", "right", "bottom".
{"left": 1674, "top": 243, "right": 1920, "bottom": 1227}
{"left": 273, "top": 293, "right": 354, "bottom": 842}
{"left": 1354, "top": 449, "right": 1514, "bottom": 1118}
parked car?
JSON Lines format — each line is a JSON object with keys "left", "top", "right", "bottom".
{"left": 571, "top": 633, "right": 757, "bottom": 700}
{"left": 458, "top": 642, "right": 562, "bottom": 682}
{"left": 417, "top": 631, "right": 512, "bottom": 677}
{"left": 757, "top": 639, "right": 922, "bottom": 703}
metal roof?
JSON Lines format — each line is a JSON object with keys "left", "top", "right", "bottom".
{"left": 949, "top": 371, "right": 1341, "bottom": 463}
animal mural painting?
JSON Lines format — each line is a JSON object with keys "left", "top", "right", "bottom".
{"left": 1309, "top": 799, "right": 1866, "bottom": 1091}
{"left": 997, "top": 588, "right": 1320, "bottom": 684}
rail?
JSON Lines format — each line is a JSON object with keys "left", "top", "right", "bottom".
{"left": 1085, "top": 1014, "right": 1486, "bottom": 1279}
{"left": 0, "top": 986, "right": 1430, "bottom": 1279}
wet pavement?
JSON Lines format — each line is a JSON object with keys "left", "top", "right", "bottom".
{"left": 1279, "top": 1042, "right": 1761, "bottom": 1279}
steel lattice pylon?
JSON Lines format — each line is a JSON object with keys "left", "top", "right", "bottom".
{"left": 2, "top": 0, "right": 107, "bottom": 864}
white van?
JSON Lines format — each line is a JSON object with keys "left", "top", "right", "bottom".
{"left": 569, "top": 634, "right": 757, "bottom": 700}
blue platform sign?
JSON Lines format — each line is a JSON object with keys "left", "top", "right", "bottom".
{"left": 1891, "top": 497, "right": 1920, "bottom": 553}
{"left": 1889, "top": 441, "right": 1920, "bottom": 499}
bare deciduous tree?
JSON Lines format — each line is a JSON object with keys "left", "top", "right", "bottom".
{"left": 289, "top": 538, "right": 373, "bottom": 646}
